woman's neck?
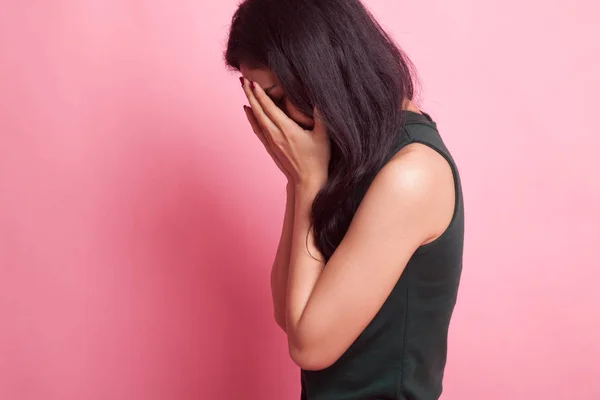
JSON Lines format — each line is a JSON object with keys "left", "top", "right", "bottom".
{"left": 402, "top": 98, "right": 422, "bottom": 114}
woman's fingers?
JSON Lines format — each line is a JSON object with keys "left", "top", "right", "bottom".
{"left": 242, "top": 79, "right": 281, "bottom": 140}
{"left": 244, "top": 105, "right": 290, "bottom": 176}
{"left": 250, "top": 80, "right": 293, "bottom": 132}
{"left": 244, "top": 105, "right": 270, "bottom": 148}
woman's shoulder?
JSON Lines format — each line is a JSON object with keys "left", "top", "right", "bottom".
{"left": 370, "top": 142, "right": 456, "bottom": 244}
{"left": 377, "top": 142, "right": 453, "bottom": 201}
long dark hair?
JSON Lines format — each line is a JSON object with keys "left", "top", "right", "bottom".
{"left": 224, "top": 0, "right": 417, "bottom": 262}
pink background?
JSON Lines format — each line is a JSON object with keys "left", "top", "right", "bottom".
{"left": 1, "top": 1, "right": 599, "bottom": 399}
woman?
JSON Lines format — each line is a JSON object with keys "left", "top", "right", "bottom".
{"left": 224, "top": 0, "right": 464, "bottom": 399}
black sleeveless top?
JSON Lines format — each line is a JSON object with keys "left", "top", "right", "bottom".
{"left": 300, "top": 110, "right": 464, "bottom": 400}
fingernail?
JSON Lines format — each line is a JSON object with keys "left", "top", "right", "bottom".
{"left": 250, "top": 81, "right": 255, "bottom": 90}
{"left": 240, "top": 77, "right": 244, "bottom": 87}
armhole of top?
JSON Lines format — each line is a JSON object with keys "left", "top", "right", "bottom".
{"left": 403, "top": 130, "right": 461, "bottom": 255}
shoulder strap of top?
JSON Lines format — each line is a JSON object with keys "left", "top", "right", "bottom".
{"left": 403, "top": 110, "right": 437, "bottom": 129}
{"left": 402, "top": 111, "right": 451, "bottom": 160}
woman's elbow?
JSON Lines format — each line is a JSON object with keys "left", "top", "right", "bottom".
{"left": 288, "top": 342, "right": 335, "bottom": 371}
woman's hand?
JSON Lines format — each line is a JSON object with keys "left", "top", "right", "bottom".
{"left": 241, "top": 78, "right": 330, "bottom": 190}
{"left": 243, "top": 105, "right": 295, "bottom": 183}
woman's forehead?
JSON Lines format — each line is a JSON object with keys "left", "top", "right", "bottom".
{"left": 239, "top": 63, "right": 280, "bottom": 91}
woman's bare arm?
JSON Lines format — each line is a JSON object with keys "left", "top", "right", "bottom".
{"left": 270, "top": 182, "right": 295, "bottom": 332}
{"left": 285, "top": 144, "right": 455, "bottom": 370}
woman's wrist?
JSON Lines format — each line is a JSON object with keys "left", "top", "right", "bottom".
{"left": 295, "top": 179, "right": 325, "bottom": 198}
{"left": 286, "top": 180, "right": 296, "bottom": 195}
